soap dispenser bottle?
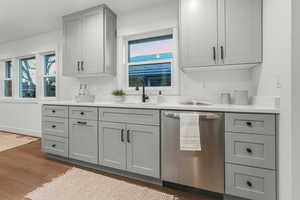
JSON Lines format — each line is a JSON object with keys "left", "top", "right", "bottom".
{"left": 157, "top": 90, "right": 164, "bottom": 104}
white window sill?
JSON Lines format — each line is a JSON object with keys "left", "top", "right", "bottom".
{"left": 0, "top": 98, "right": 39, "bottom": 104}
{"left": 0, "top": 97, "right": 57, "bottom": 104}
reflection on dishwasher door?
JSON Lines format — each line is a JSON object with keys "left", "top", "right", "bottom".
{"left": 161, "top": 111, "right": 225, "bottom": 194}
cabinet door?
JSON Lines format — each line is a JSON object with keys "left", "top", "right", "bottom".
{"left": 63, "top": 15, "right": 82, "bottom": 76}
{"left": 126, "top": 124, "right": 160, "bottom": 178}
{"left": 81, "top": 7, "right": 104, "bottom": 74}
{"left": 99, "top": 122, "right": 126, "bottom": 170}
{"left": 180, "top": 0, "right": 219, "bottom": 67}
{"left": 219, "top": 0, "right": 262, "bottom": 65}
{"left": 69, "top": 119, "right": 98, "bottom": 164}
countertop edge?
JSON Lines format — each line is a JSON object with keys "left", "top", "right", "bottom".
{"left": 39, "top": 101, "right": 280, "bottom": 114}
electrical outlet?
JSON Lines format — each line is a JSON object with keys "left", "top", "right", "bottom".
{"left": 276, "top": 76, "right": 281, "bottom": 88}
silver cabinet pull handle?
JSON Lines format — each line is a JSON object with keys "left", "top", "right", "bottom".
{"left": 77, "top": 121, "right": 87, "bottom": 125}
{"left": 246, "top": 148, "right": 253, "bottom": 154}
{"left": 81, "top": 61, "right": 84, "bottom": 71}
{"left": 221, "top": 46, "right": 224, "bottom": 60}
{"left": 77, "top": 61, "right": 80, "bottom": 72}
{"left": 127, "top": 130, "right": 130, "bottom": 143}
{"left": 246, "top": 181, "right": 253, "bottom": 188}
{"left": 121, "top": 129, "right": 124, "bottom": 142}
{"left": 213, "top": 47, "right": 216, "bottom": 63}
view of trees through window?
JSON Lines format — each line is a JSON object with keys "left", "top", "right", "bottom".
{"left": 44, "top": 54, "right": 56, "bottom": 97}
{"left": 128, "top": 34, "right": 174, "bottom": 87}
{"left": 19, "top": 57, "right": 36, "bottom": 98}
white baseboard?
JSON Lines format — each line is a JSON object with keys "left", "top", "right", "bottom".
{"left": 0, "top": 126, "right": 41, "bottom": 137}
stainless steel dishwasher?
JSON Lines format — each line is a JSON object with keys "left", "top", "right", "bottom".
{"left": 161, "top": 111, "right": 224, "bottom": 194}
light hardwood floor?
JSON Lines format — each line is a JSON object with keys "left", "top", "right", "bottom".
{"left": 0, "top": 139, "right": 219, "bottom": 200}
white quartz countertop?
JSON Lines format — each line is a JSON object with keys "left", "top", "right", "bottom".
{"left": 40, "top": 101, "right": 279, "bottom": 114}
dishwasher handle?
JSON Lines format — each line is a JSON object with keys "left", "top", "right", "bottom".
{"left": 164, "top": 112, "right": 220, "bottom": 120}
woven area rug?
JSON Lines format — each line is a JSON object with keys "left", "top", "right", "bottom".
{"left": 26, "top": 168, "right": 176, "bottom": 200}
{"left": 0, "top": 132, "right": 38, "bottom": 152}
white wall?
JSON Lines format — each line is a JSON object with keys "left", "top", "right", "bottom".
{"left": 292, "top": 0, "right": 300, "bottom": 199}
{"left": 256, "top": 0, "right": 293, "bottom": 199}
{"left": 0, "top": 31, "right": 64, "bottom": 137}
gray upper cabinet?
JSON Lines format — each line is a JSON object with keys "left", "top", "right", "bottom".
{"left": 180, "top": 0, "right": 219, "bottom": 67}
{"left": 99, "top": 122, "right": 127, "bottom": 170}
{"left": 126, "top": 124, "right": 160, "bottom": 178}
{"left": 219, "top": 0, "right": 262, "bottom": 65}
{"left": 69, "top": 119, "right": 98, "bottom": 164}
{"left": 180, "top": 0, "right": 262, "bottom": 69}
{"left": 62, "top": 5, "right": 117, "bottom": 77}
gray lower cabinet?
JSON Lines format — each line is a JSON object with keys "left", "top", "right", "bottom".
{"left": 42, "top": 135, "right": 69, "bottom": 157}
{"left": 99, "top": 108, "right": 160, "bottom": 178}
{"left": 225, "top": 133, "right": 276, "bottom": 169}
{"left": 126, "top": 124, "right": 160, "bottom": 178}
{"left": 42, "top": 105, "right": 69, "bottom": 158}
{"left": 226, "top": 164, "right": 276, "bottom": 200}
{"left": 99, "top": 122, "right": 126, "bottom": 170}
{"left": 225, "top": 113, "right": 277, "bottom": 200}
{"left": 69, "top": 119, "right": 98, "bottom": 164}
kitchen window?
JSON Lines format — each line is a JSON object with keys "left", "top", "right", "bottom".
{"left": 4, "top": 60, "right": 12, "bottom": 97}
{"left": 19, "top": 57, "right": 37, "bottom": 98}
{"left": 126, "top": 30, "right": 176, "bottom": 90}
{"left": 42, "top": 53, "right": 57, "bottom": 97}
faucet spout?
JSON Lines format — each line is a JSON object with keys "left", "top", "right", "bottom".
{"left": 135, "top": 78, "right": 149, "bottom": 103}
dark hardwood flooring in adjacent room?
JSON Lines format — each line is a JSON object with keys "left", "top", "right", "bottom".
{"left": 0, "top": 140, "right": 219, "bottom": 200}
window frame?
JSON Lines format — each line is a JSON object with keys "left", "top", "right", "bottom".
{"left": 123, "top": 28, "right": 179, "bottom": 95}
{"left": 41, "top": 51, "right": 57, "bottom": 100}
{"left": 3, "top": 59, "right": 13, "bottom": 98}
{"left": 18, "top": 56, "right": 37, "bottom": 99}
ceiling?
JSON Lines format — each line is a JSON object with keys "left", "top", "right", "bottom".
{"left": 0, "top": 0, "right": 172, "bottom": 44}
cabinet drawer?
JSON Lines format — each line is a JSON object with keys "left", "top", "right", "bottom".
{"left": 43, "top": 105, "right": 68, "bottom": 118}
{"left": 42, "top": 135, "right": 69, "bottom": 157}
{"left": 42, "top": 117, "right": 68, "bottom": 138}
{"left": 69, "top": 107, "right": 98, "bottom": 120}
{"left": 225, "top": 113, "right": 275, "bottom": 135}
{"left": 225, "top": 133, "right": 276, "bottom": 169}
{"left": 226, "top": 164, "right": 276, "bottom": 200}
{"left": 99, "top": 108, "right": 160, "bottom": 125}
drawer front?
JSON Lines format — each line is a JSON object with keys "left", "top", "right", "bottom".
{"left": 42, "top": 117, "right": 68, "bottom": 138}
{"left": 99, "top": 108, "right": 160, "bottom": 125}
{"left": 43, "top": 105, "right": 68, "bottom": 118}
{"left": 225, "top": 133, "right": 276, "bottom": 169}
{"left": 42, "top": 135, "right": 69, "bottom": 157}
{"left": 226, "top": 113, "right": 275, "bottom": 135}
{"left": 69, "top": 107, "right": 98, "bottom": 120}
{"left": 225, "top": 164, "right": 276, "bottom": 200}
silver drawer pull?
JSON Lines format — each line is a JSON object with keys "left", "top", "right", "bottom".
{"left": 127, "top": 130, "right": 130, "bottom": 143}
{"left": 246, "top": 148, "right": 253, "bottom": 154}
{"left": 121, "top": 129, "right": 124, "bottom": 142}
{"left": 246, "top": 122, "right": 253, "bottom": 127}
{"left": 77, "top": 121, "right": 87, "bottom": 125}
{"left": 246, "top": 181, "right": 253, "bottom": 188}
